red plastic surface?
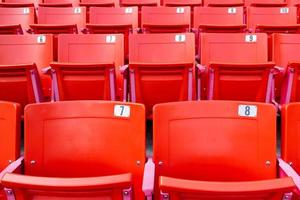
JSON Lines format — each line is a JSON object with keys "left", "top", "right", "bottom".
{"left": 162, "top": 0, "right": 202, "bottom": 6}
{"left": 247, "top": 7, "right": 299, "bottom": 33}
{"left": 0, "top": 64, "right": 43, "bottom": 111}
{"left": 0, "top": 102, "right": 20, "bottom": 200}
{"left": 2, "top": 101, "right": 146, "bottom": 200}
{"left": 129, "top": 33, "right": 195, "bottom": 118}
{"left": 0, "top": 34, "right": 53, "bottom": 98}
{"left": 88, "top": 7, "right": 138, "bottom": 59}
{"left": 0, "top": 7, "right": 34, "bottom": 33}
{"left": 193, "top": 6, "right": 245, "bottom": 32}
{"left": 153, "top": 101, "right": 293, "bottom": 199}
{"left": 245, "top": 0, "right": 287, "bottom": 6}
{"left": 141, "top": 6, "right": 191, "bottom": 33}
{"left": 204, "top": 0, "right": 244, "bottom": 6}
{"left": 200, "top": 33, "right": 268, "bottom": 66}
{"left": 273, "top": 34, "right": 300, "bottom": 102}
{"left": 80, "top": 0, "right": 118, "bottom": 7}
{"left": 57, "top": 34, "right": 124, "bottom": 100}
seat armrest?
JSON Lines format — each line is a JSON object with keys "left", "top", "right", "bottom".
{"left": 278, "top": 158, "right": 300, "bottom": 193}
{"left": 142, "top": 158, "right": 155, "bottom": 200}
{"left": 0, "top": 157, "right": 24, "bottom": 189}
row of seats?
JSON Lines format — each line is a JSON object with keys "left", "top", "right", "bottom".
{"left": 1, "top": 6, "right": 300, "bottom": 33}
{"left": 1, "top": 0, "right": 300, "bottom": 7}
{"left": 1, "top": 33, "right": 300, "bottom": 117}
{"left": 1, "top": 100, "right": 300, "bottom": 199}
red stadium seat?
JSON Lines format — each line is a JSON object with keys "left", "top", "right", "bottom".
{"left": 193, "top": 6, "right": 246, "bottom": 33}
{"left": 40, "top": 0, "right": 78, "bottom": 7}
{"left": 0, "top": 7, "right": 34, "bottom": 34}
{"left": 120, "top": 0, "right": 160, "bottom": 7}
{"left": 50, "top": 34, "right": 124, "bottom": 101}
{"left": 1, "top": 101, "right": 145, "bottom": 200}
{"left": 162, "top": 0, "right": 202, "bottom": 6}
{"left": 151, "top": 100, "right": 296, "bottom": 200}
{"left": 288, "top": 0, "right": 300, "bottom": 5}
{"left": 199, "top": 33, "right": 277, "bottom": 103}
{"left": 1, "top": 0, "right": 39, "bottom": 7}
{"left": 127, "top": 33, "right": 195, "bottom": 118}
{"left": 120, "top": 0, "right": 160, "bottom": 26}
{"left": 0, "top": 101, "right": 20, "bottom": 200}
{"left": 273, "top": 34, "right": 300, "bottom": 105}
{"left": 29, "top": 6, "right": 86, "bottom": 61}
{"left": 30, "top": 6, "right": 86, "bottom": 33}
{"left": 245, "top": 0, "right": 287, "bottom": 6}
{"left": 141, "top": 6, "right": 191, "bottom": 33}
{"left": 87, "top": 7, "right": 138, "bottom": 59}
{"left": 0, "top": 34, "right": 53, "bottom": 100}
{"left": 80, "top": 0, "right": 118, "bottom": 7}
{"left": 281, "top": 103, "right": 300, "bottom": 198}
{"left": 247, "top": 7, "right": 299, "bottom": 33}
{"left": 204, "top": 0, "right": 244, "bottom": 6}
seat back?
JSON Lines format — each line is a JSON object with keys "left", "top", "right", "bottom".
{"left": 2, "top": 0, "right": 39, "bottom": 7}
{"left": 273, "top": 34, "right": 300, "bottom": 71}
{"left": 282, "top": 103, "right": 300, "bottom": 175}
{"left": 0, "top": 64, "right": 43, "bottom": 111}
{"left": 200, "top": 33, "right": 268, "bottom": 66}
{"left": 129, "top": 33, "right": 195, "bottom": 118}
{"left": 41, "top": 0, "right": 79, "bottom": 6}
{"left": 273, "top": 34, "right": 300, "bottom": 104}
{"left": 88, "top": 7, "right": 138, "bottom": 58}
{"left": 204, "top": 0, "right": 244, "bottom": 6}
{"left": 89, "top": 7, "right": 138, "bottom": 29}
{"left": 80, "top": 0, "right": 119, "bottom": 6}
{"left": 0, "top": 7, "right": 34, "bottom": 33}
{"left": 37, "top": 6, "right": 86, "bottom": 29}
{"left": 245, "top": 0, "right": 287, "bottom": 6}
{"left": 162, "top": 0, "right": 202, "bottom": 6}
{"left": 141, "top": 6, "right": 191, "bottom": 33}
{"left": 120, "top": 0, "right": 160, "bottom": 6}
{"left": 0, "top": 101, "right": 20, "bottom": 173}
{"left": 193, "top": 6, "right": 244, "bottom": 32}
{"left": 154, "top": 101, "right": 277, "bottom": 182}
{"left": 247, "top": 7, "right": 298, "bottom": 32}
{"left": 24, "top": 101, "right": 145, "bottom": 199}
{"left": 53, "top": 34, "right": 124, "bottom": 101}
{"left": 288, "top": 0, "right": 300, "bottom": 5}
{"left": 0, "top": 34, "right": 53, "bottom": 98}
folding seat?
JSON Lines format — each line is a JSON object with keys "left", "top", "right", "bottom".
{"left": 29, "top": 6, "right": 86, "bottom": 61}
{"left": 87, "top": 7, "right": 138, "bottom": 59}
{"left": 146, "top": 100, "right": 297, "bottom": 200}
{"left": 0, "top": 101, "right": 20, "bottom": 200}
{"left": 120, "top": 0, "right": 160, "bottom": 25}
{"left": 0, "top": 0, "right": 39, "bottom": 7}
{"left": 162, "top": 0, "right": 202, "bottom": 6}
{"left": 30, "top": 6, "right": 86, "bottom": 34}
{"left": 0, "top": 34, "right": 53, "bottom": 100}
{"left": 273, "top": 34, "right": 300, "bottom": 105}
{"left": 193, "top": 6, "right": 246, "bottom": 33}
{"left": 199, "top": 33, "right": 277, "bottom": 103}
{"left": 245, "top": 0, "right": 287, "bottom": 7}
{"left": 0, "top": 101, "right": 146, "bottom": 200}
{"left": 141, "top": 6, "right": 191, "bottom": 33}
{"left": 247, "top": 7, "right": 299, "bottom": 33}
{"left": 79, "top": 0, "right": 118, "bottom": 8}
{"left": 126, "top": 33, "right": 195, "bottom": 118}
{"left": 39, "top": 0, "right": 79, "bottom": 7}
{"left": 49, "top": 34, "right": 124, "bottom": 101}
{"left": 281, "top": 103, "right": 300, "bottom": 198}
{"left": 204, "top": 0, "right": 244, "bottom": 6}
{"left": 0, "top": 7, "right": 34, "bottom": 34}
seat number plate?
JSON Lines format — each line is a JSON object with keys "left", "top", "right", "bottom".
{"left": 238, "top": 105, "right": 257, "bottom": 117}
{"left": 114, "top": 105, "right": 131, "bottom": 118}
